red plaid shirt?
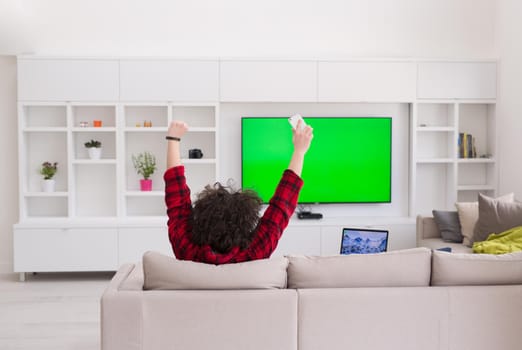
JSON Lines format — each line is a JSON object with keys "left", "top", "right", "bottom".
{"left": 164, "top": 166, "right": 303, "bottom": 264}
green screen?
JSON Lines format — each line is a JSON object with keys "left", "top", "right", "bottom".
{"left": 241, "top": 117, "right": 391, "bottom": 203}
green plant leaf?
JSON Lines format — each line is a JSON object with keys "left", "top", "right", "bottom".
{"left": 132, "top": 152, "right": 156, "bottom": 180}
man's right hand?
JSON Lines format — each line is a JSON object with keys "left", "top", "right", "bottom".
{"left": 292, "top": 119, "right": 314, "bottom": 155}
{"left": 168, "top": 121, "right": 189, "bottom": 138}
{"left": 288, "top": 119, "right": 314, "bottom": 177}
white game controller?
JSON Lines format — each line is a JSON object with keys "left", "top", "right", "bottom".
{"left": 288, "top": 114, "right": 306, "bottom": 130}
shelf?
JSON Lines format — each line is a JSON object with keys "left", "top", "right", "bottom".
{"left": 123, "top": 105, "right": 168, "bottom": 129}
{"left": 416, "top": 158, "right": 454, "bottom": 164}
{"left": 457, "top": 185, "right": 496, "bottom": 191}
{"left": 182, "top": 158, "right": 217, "bottom": 164}
{"left": 172, "top": 105, "right": 217, "bottom": 128}
{"left": 125, "top": 191, "right": 164, "bottom": 197}
{"left": 123, "top": 127, "right": 216, "bottom": 132}
{"left": 24, "top": 191, "right": 68, "bottom": 197}
{"left": 124, "top": 127, "right": 168, "bottom": 132}
{"left": 416, "top": 126, "right": 454, "bottom": 132}
{"left": 72, "top": 159, "right": 117, "bottom": 165}
{"left": 457, "top": 158, "right": 495, "bottom": 164}
{"left": 72, "top": 127, "right": 117, "bottom": 132}
{"left": 23, "top": 127, "right": 67, "bottom": 133}
{"left": 72, "top": 105, "right": 117, "bottom": 129}
{"left": 189, "top": 127, "right": 217, "bottom": 132}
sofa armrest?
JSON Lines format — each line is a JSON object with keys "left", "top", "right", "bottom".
{"left": 101, "top": 264, "right": 143, "bottom": 350}
{"left": 103, "top": 263, "right": 136, "bottom": 293}
{"left": 416, "top": 215, "right": 441, "bottom": 245}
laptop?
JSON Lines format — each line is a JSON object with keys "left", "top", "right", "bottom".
{"left": 340, "top": 228, "right": 389, "bottom": 255}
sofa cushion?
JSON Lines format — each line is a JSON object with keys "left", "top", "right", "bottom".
{"left": 287, "top": 247, "right": 432, "bottom": 289}
{"left": 431, "top": 250, "right": 522, "bottom": 286}
{"left": 142, "top": 251, "right": 289, "bottom": 290}
{"left": 432, "top": 210, "right": 463, "bottom": 243}
{"left": 473, "top": 193, "right": 522, "bottom": 243}
{"left": 417, "top": 238, "right": 473, "bottom": 254}
{"left": 455, "top": 193, "right": 514, "bottom": 246}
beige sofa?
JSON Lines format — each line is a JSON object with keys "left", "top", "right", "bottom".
{"left": 101, "top": 248, "right": 522, "bottom": 350}
{"left": 416, "top": 215, "right": 472, "bottom": 253}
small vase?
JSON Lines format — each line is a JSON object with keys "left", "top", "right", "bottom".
{"left": 42, "top": 179, "right": 56, "bottom": 192}
{"left": 88, "top": 147, "right": 102, "bottom": 160}
{"left": 140, "top": 179, "right": 152, "bottom": 191}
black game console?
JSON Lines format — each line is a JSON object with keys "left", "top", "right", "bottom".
{"left": 297, "top": 212, "right": 323, "bottom": 220}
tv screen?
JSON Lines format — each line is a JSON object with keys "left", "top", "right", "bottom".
{"left": 241, "top": 117, "right": 391, "bottom": 203}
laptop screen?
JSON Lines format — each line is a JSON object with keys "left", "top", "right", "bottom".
{"left": 340, "top": 228, "right": 389, "bottom": 255}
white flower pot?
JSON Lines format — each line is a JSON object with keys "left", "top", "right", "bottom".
{"left": 41, "top": 179, "right": 56, "bottom": 192}
{"left": 88, "top": 147, "right": 102, "bottom": 160}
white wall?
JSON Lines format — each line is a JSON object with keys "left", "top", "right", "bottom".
{"left": 0, "top": 56, "right": 18, "bottom": 272}
{"left": 1, "top": 0, "right": 496, "bottom": 58}
{"left": 496, "top": 0, "right": 522, "bottom": 198}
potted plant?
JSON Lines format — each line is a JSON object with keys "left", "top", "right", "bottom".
{"left": 132, "top": 151, "right": 156, "bottom": 191}
{"left": 40, "top": 161, "right": 58, "bottom": 192}
{"left": 84, "top": 139, "right": 102, "bottom": 160}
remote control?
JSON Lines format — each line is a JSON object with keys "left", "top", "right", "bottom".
{"left": 289, "top": 114, "right": 306, "bottom": 130}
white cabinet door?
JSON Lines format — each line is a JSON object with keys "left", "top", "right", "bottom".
{"left": 272, "top": 226, "right": 321, "bottom": 257}
{"left": 417, "top": 62, "right": 496, "bottom": 99}
{"left": 13, "top": 228, "right": 118, "bottom": 272}
{"left": 386, "top": 224, "right": 417, "bottom": 251}
{"left": 118, "top": 227, "right": 172, "bottom": 264}
{"left": 320, "top": 226, "right": 343, "bottom": 255}
{"left": 220, "top": 60, "right": 317, "bottom": 102}
{"left": 120, "top": 60, "right": 219, "bottom": 101}
{"left": 318, "top": 61, "right": 416, "bottom": 102}
{"left": 18, "top": 59, "right": 119, "bottom": 101}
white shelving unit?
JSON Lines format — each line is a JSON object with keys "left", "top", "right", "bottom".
{"left": 19, "top": 104, "right": 69, "bottom": 219}
{"left": 14, "top": 57, "right": 496, "bottom": 278}
{"left": 17, "top": 102, "right": 219, "bottom": 221}
{"left": 15, "top": 98, "right": 218, "bottom": 278}
{"left": 411, "top": 101, "right": 497, "bottom": 215}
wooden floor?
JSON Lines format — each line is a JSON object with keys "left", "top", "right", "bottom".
{"left": 0, "top": 271, "right": 114, "bottom": 350}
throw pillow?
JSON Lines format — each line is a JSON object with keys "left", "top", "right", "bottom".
{"left": 431, "top": 250, "right": 522, "bottom": 286}
{"left": 473, "top": 193, "right": 522, "bottom": 243}
{"left": 142, "top": 251, "right": 289, "bottom": 290}
{"left": 455, "top": 193, "right": 514, "bottom": 247}
{"left": 286, "top": 247, "right": 432, "bottom": 289}
{"left": 432, "top": 210, "right": 463, "bottom": 243}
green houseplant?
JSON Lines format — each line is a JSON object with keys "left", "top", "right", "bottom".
{"left": 40, "top": 161, "right": 58, "bottom": 192}
{"left": 84, "top": 139, "right": 102, "bottom": 160}
{"left": 40, "top": 161, "right": 58, "bottom": 180}
{"left": 84, "top": 139, "right": 101, "bottom": 148}
{"left": 132, "top": 152, "right": 156, "bottom": 191}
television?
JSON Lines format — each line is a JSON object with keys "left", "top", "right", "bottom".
{"left": 241, "top": 117, "right": 392, "bottom": 203}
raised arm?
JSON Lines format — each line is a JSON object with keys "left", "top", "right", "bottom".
{"left": 287, "top": 119, "right": 314, "bottom": 176}
{"left": 246, "top": 119, "right": 314, "bottom": 259}
{"left": 167, "top": 121, "right": 189, "bottom": 169}
{"left": 165, "top": 121, "right": 200, "bottom": 260}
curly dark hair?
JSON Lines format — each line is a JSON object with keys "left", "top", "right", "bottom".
{"left": 191, "top": 182, "right": 263, "bottom": 254}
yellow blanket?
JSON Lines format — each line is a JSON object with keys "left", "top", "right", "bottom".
{"left": 472, "top": 226, "right": 522, "bottom": 254}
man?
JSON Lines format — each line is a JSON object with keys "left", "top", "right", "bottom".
{"left": 164, "top": 119, "right": 313, "bottom": 264}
